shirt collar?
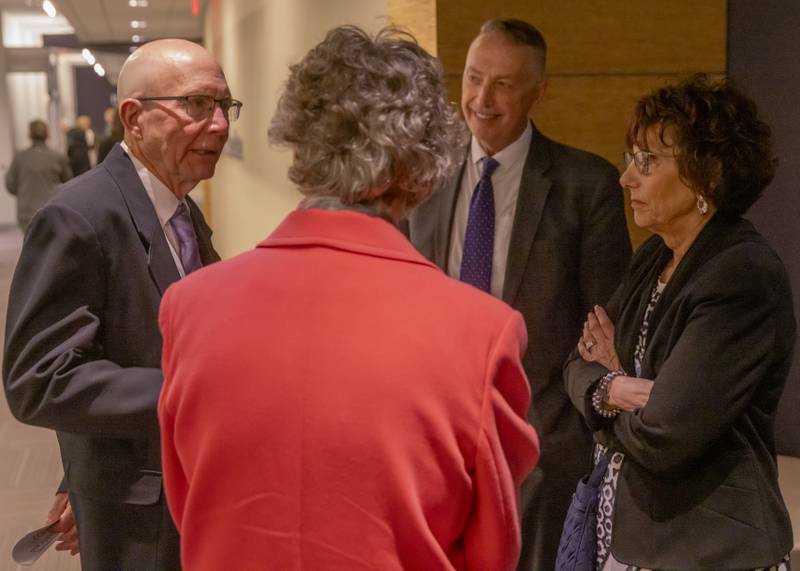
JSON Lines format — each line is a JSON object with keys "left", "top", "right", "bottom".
{"left": 470, "top": 121, "right": 533, "bottom": 171}
{"left": 120, "top": 141, "right": 182, "bottom": 227}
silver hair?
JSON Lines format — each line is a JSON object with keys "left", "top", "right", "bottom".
{"left": 268, "top": 25, "right": 468, "bottom": 219}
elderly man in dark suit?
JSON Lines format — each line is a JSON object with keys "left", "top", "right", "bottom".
{"left": 3, "top": 38, "right": 240, "bottom": 569}
{"left": 407, "top": 19, "right": 632, "bottom": 571}
{"left": 5, "top": 119, "right": 72, "bottom": 231}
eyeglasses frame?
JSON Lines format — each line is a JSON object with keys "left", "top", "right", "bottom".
{"left": 135, "top": 95, "right": 243, "bottom": 123}
{"left": 623, "top": 149, "right": 673, "bottom": 176}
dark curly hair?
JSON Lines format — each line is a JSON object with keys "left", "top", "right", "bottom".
{"left": 627, "top": 73, "right": 776, "bottom": 216}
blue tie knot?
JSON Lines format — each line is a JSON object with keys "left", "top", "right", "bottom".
{"left": 481, "top": 156, "right": 500, "bottom": 180}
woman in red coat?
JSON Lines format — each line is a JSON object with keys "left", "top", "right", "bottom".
{"left": 158, "top": 26, "right": 540, "bottom": 571}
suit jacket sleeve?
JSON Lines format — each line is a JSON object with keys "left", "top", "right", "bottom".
{"left": 578, "top": 163, "right": 631, "bottom": 311}
{"left": 613, "top": 255, "right": 787, "bottom": 473}
{"left": 464, "top": 311, "right": 540, "bottom": 571}
{"left": 3, "top": 201, "right": 163, "bottom": 437}
{"left": 5, "top": 155, "right": 18, "bottom": 195}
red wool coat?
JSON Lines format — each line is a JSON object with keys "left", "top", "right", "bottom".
{"left": 158, "top": 208, "right": 540, "bottom": 571}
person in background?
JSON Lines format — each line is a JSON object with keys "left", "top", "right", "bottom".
{"left": 4, "top": 119, "right": 72, "bottom": 231}
{"left": 66, "top": 115, "right": 93, "bottom": 175}
{"left": 96, "top": 108, "right": 124, "bottom": 163}
{"left": 3, "top": 38, "right": 236, "bottom": 569}
{"left": 565, "top": 74, "right": 794, "bottom": 570}
{"left": 406, "top": 19, "right": 632, "bottom": 570}
{"left": 158, "top": 25, "right": 539, "bottom": 571}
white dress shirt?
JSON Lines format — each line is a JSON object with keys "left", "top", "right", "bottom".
{"left": 120, "top": 141, "right": 188, "bottom": 277}
{"left": 448, "top": 123, "right": 532, "bottom": 298}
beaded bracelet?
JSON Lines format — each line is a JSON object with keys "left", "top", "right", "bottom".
{"left": 591, "top": 370, "right": 624, "bottom": 418}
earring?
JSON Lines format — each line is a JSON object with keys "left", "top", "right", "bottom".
{"left": 696, "top": 195, "right": 709, "bottom": 215}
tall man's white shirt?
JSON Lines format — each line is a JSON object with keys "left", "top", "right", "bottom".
{"left": 448, "top": 122, "right": 533, "bottom": 298}
{"left": 120, "top": 141, "right": 189, "bottom": 277}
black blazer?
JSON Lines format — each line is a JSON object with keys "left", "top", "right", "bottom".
{"left": 3, "top": 144, "right": 219, "bottom": 563}
{"left": 408, "top": 122, "right": 632, "bottom": 569}
{"left": 564, "top": 214, "right": 794, "bottom": 569}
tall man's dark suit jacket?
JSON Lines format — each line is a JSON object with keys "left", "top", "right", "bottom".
{"left": 408, "top": 122, "right": 632, "bottom": 571}
{"left": 3, "top": 144, "right": 219, "bottom": 570}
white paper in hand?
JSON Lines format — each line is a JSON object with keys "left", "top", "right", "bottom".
{"left": 11, "top": 521, "right": 59, "bottom": 565}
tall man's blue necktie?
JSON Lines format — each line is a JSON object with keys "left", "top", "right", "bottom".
{"left": 168, "top": 202, "right": 202, "bottom": 275}
{"left": 460, "top": 156, "right": 500, "bottom": 293}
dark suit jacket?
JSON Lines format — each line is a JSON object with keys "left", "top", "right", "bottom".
{"left": 564, "top": 214, "right": 794, "bottom": 569}
{"left": 408, "top": 122, "right": 632, "bottom": 569}
{"left": 3, "top": 144, "right": 219, "bottom": 567}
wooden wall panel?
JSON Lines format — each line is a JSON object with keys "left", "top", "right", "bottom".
{"left": 387, "top": 0, "right": 438, "bottom": 55}
{"left": 436, "top": 1, "right": 725, "bottom": 78}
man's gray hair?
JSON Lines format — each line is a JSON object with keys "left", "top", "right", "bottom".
{"left": 479, "top": 19, "right": 547, "bottom": 70}
{"left": 269, "top": 25, "right": 468, "bottom": 218}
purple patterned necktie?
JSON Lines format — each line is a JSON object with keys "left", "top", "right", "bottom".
{"left": 168, "top": 202, "right": 202, "bottom": 275}
{"left": 460, "top": 156, "right": 500, "bottom": 293}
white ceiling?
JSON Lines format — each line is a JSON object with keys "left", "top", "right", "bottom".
{"left": 52, "top": 0, "right": 207, "bottom": 45}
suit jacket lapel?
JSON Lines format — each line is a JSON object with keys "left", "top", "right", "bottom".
{"left": 103, "top": 144, "right": 180, "bottom": 295}
{"left": 186, "top": 196, "right": 221, "bottom": 266}
{"left": 434, "top": 160, "right": 466, "bottom": 269}
{"left": 502, "top": 123, "right": 552, "bottom": 304}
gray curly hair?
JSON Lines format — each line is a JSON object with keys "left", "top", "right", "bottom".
{"left": 268, "top": 25, "right": 468, "bottom": 220}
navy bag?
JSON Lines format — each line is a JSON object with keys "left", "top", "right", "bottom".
{"left": 554, "top": 451, "right": 611, "bottom": 571}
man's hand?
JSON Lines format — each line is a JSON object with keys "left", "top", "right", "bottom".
{"left": 46, "top": 492, "right": 79, "bottom": 555}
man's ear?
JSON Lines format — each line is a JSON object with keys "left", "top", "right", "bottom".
{"left": 529, "top": 77, "right": 549, "bottom": 113}
{"left": 119, "top": 99, "right": 143, "bottom": 139}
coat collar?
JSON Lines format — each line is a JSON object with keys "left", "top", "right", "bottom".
{"left": 259, "top": 208, "right": 441, "bottom": 271}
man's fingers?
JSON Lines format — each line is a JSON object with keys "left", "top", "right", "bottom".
{"left": 46, "top": 493, "right": 68, "bottom": 524}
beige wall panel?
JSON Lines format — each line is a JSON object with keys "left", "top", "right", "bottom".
{"left": 436, "top": 0, "right": 725, "bottom": 77}
{"left": 387, "top": 0, "right": 437, "bottom": 55}
{"left": 204, "top": 0, "right": 388, "bottom": 259}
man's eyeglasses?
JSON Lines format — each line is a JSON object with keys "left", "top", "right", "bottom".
{"left": 136, "top": 95, "right": 243, "bottom": 123}
{"left": 623, "top": 150, "right": 672, "bottom": 176}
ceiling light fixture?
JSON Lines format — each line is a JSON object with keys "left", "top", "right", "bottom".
{"left": 131, "top": 34, "right": 142, "bottom": 43}
{"left": 130, "top": 20, "right": 147, "bottom": 29}
{"left": 129, "top": 0, "right": 150, "bottom": 6}
{"left": 42, "top": 0, "right": 57, "bottom": 18}
{"left": 81, "top": 48, "right": 96, "bottom": 66}
{"left": 94, "top": 63, "right": 106, "bottom": 77}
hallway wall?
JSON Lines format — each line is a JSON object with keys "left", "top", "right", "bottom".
{"left": 203, "top": 0, "right": 389, "bottom": 259}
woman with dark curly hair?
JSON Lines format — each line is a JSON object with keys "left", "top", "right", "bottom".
{"left": 158, "top": 26, "right": 540, "bottom": 571}
{"left": 564, "top": 74, "right": 794, "bottom": 570}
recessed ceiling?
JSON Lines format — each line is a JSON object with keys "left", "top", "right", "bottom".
{"left": 52, "top": 0, "right": 206, "bottom": 45}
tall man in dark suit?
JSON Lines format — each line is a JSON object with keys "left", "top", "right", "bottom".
{"left": 407, "top": 19, "right": 632, "bottom": 570}
{"left": 3, "top": 38, "right": 239, "bottom": 569}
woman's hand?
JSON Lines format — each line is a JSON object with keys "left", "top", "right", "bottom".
{"left": 578, "top": 305, "right": 621, "bottom": 371}
{"left": 607, "top": 375, "right": 654, "bottom": 412}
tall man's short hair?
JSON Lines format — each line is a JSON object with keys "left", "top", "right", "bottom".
{"left": 479, "top": 19, "right": 547, "bottom": 69}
